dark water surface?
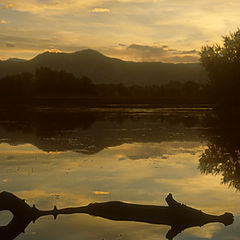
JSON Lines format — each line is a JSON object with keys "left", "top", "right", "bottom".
{"left": 0, "top": 105, "right": 239, "bottom": 240}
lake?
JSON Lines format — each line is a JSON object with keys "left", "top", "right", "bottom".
{"left": 0, "top": 105, "right": 239, "bottom": 240}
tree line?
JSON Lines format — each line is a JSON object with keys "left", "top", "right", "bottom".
{"left": 0, "top": 67, "right": 206, "bottom": 103}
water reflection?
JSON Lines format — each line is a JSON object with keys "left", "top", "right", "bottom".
{"left": 0, "top": 106, "right": 240, "bottom": 240}
{"left": 0, "top": 191, "right": 233, "bottom": 240}
{"left": 199, "top": 110, "right": 240, "bottom": 190}
{"left": 0, "top": 105, "right": 207, "bottom": 154}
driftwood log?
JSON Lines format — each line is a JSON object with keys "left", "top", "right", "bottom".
{"left": 0, "top": 191, "right": 234, "bottom": 240}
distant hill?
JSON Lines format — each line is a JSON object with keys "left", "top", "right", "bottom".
{"left": 0, "top": 49, "right": 208, "bottom": 85}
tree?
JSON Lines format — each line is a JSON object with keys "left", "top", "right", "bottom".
{"left": 200, "top": 29, "right": 240, "bottom": 105}
{"left": 199, "top": 110, "right": 240, "bottom": 190}
{"left": 0, "top": 72, "right": 34, "bottom": 99}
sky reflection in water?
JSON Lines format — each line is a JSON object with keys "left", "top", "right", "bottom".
{"left": 0, "top": 108, "right": 239, "bottom": 240}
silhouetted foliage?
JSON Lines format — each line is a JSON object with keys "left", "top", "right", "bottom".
{"left": 199, "top": 110, "right": 240, "bottom": 190}
{"left": 200, "top": 143, "right": 240, "bottom": 189}
{"left": 0, "top": 72, "right": 34, "bottom": 99}
{"left": 200, "top": 29, "right": 240, "bottom": 106}
{"left": 35, "top": 67, "right": 95, "bottom": 96}
{"left": 0, "top": 67, "right": 205, "bottom": 103}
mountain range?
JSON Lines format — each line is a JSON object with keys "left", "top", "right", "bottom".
{"left": 0, "top": 49, "right": 208, "bottom": 85}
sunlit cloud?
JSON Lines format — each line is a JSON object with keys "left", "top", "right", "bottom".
{"left": 0, "top": 3, "right": 13, "bottom": 9}
{"left": 0, "top": 20, "right": 7, "bottom": 24}
{"left": 43, "top": 48, "right": 62, "bottom": 53}
{"left": 92, "top": 191, "right": 110, "bottom": 195}
{"left": 0, "top": 0, "right": 68, "bottom": 13}
{"left": 0, "top": 0, "right": 109, "bottom": 14}
{"left": 91, "top": 8, "right": 110, "bottom": 13}
{"left": 104, "top": 43, "right": 200, "bottom": 62}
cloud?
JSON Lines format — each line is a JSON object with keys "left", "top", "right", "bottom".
{"left": 92, "top": 191, "right": 110, "bottom": 195}
{"left": 0, "top": 30, "right": 199, "bottom": 62}
{"left": 0, "top": 3, "right": 13, "bottom": 9}
{"left": 5, "top": 43, "right": 15, "bottom": 47}
{"left": 0, "top": 1, "right": 53, "bottom": 13}
{"left": 167, "top": 55, "right": 200, "bottom": 63}
{"left": 128, "top": 44, "right": 168, "bottom": 54}
{"left": 91, "top": 8, "right": 110, "bottom": 13}
{"left": 2, "top": 0, "right": 240, "bottom": 62}
{"left": 43, "top": 48, "right": 62, "bottom": 53}
{"left": 104, "top": 43, "right": 199, "bottom": 63}
{"left": 0, "top": 32, "right": 87, "bottom": 59}
{"left": 0, "top": 20, "right": 7, "bottom": 24}
{"left": 0, "top": 0, "right": 109, "bottom": 15}
{"left": 177, "top": 50, "right": 198, "bottom": 55}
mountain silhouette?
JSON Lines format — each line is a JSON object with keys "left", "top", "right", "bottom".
{"left": 0, "top": 49, "right": 208, "bottom": 86}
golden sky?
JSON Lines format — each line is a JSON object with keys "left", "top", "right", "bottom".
{"left": 0, "top": 0, "right": 240, "bottom": 62}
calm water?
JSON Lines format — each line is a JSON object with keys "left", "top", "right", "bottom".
{"left": 0, "top": 105, "right": 239, "bottom": 240}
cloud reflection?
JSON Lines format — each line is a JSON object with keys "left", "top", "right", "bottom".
{"left": 0, "top": 139, "right": 239, "bottom": 239}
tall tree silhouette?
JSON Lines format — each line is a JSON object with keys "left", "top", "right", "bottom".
{"left": 200, "top": 29, "right": 240, "bottom": 106}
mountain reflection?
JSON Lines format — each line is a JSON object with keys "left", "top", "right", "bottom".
{"left": 0, "top": 105, "right": 207, "bottom": 154}
{"left": 0, "top": 191, "right": 233, "bottom": 240}
{"left": 199, "top": 110, "right": 240, "bottom": 190}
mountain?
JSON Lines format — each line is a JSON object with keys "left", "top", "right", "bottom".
{"left": 0, "top": 49, "right": 208, "bottom": 85}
